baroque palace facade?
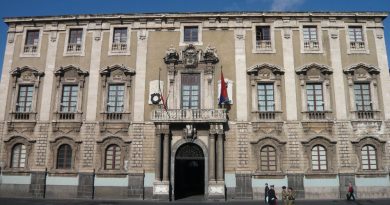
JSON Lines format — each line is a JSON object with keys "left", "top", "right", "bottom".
{"left": 0, "top": 11, "right": 390, "bottom": 201}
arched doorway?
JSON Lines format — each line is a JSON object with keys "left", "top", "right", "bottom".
{"left": 174, "top": 143, "right": 205, "bottom": 200}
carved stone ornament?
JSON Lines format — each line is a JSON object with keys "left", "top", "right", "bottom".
{"left": 163, "top": 45, "right": 179, "bottom": 64}
{"left": 182, "top": 44, "right": 199, "bottom": 68}
{"left": 183, "top": 124, "right": 197, "bottom": 140}
{"left": 343, "top": 63, "right": 380, "bottom": 77}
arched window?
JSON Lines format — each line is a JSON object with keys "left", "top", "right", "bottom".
{"left": 260, "top": 146, "right": 276, "bottom": 171}
{"left": 361, "top": 145, "right": 377, "bottom": 170}
{"left": 57, "top": 144, "right": 72, "bottom": 169}
{"left": 11, "top": 144, "right": 26, "bottom": 168}
{"left": 311, "top": 145, "right": 327, "bottom": 171}
{"left": 105, "top": 144, "right": 121, "bottom": 170}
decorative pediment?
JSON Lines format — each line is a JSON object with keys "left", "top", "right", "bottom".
{"left": 344, "top": 63, "right": 380, "bottom": 75}
{"left": 301, "top": 136, "right": 337, "bottom": 146}
{"left": 351, "top": 136, "right": 386, "bottom": 145}
{"left": 10, "top": 66, "right": 44, "bottom": 82}
{"left": 296, "top": 63, "right": 333, "bottom": 75}
{"left": 100, "top": 64, "right": 136, "bottom": 76}
{"left": 247, "top": 63, "right": 284, "bottom": 75}
{"left": 54, "top": 65, "right": 89, "bottom": 77}
{"left": 250, "top": 136, "right": 286, "bottom": 146}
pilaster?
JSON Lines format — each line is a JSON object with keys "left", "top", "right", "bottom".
{"left": 39, "top": 26, "right": 59, "bottom": 121}
{"left": 329, "top": 25, "right": 348, "bottom": 119}
{"left": 281, "top": 26, "right": 298, "bottom": 120}
{"left": 234, "top": 29, "right": 248, "bottom": 121}
{"left": 133, "top": 30, "right": 148, "bottom": 122}
{"left": 374, "top": 28, "right": 390, "bottom": 119}
{"left": 85, "top": 27, "right": 103, "bottom": 121}
{"left": 0, "top": 31, "right": 16, "bottom": 121}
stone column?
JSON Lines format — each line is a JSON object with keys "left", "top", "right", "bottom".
{"left": 162, "top": 133, "right": 169, "bottom": 181}
{"left": 155, "top": 133, "right": 162, "bottom": 181}
{"left": 209, "top": 134, "right": 216, "bottom": 181}
{"left": 216, "top": 133, "right": 224, "bottom": 181}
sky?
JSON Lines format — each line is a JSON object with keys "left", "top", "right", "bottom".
{"left": 0, "top": 0, "right": 389, "bottom": 79}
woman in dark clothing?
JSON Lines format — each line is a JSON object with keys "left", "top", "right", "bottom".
{"left": 268, "top": 185, "right": 277, "bottom": 205}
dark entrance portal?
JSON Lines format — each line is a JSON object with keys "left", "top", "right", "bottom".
{"left": 174, "top": 143, "right": 205, "bottom": 200}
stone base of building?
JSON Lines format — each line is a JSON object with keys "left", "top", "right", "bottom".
{"left": 152, "top": 181, "right": 170, "bottom": 201}
{"left": 207, "top": 181, "right": 225, "bottom": 201}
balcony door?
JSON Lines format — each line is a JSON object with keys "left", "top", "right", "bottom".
{"left": 181, "top": 74, "right": 200, "bottom": 109}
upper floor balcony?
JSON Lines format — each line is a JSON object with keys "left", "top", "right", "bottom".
{"left": 151, "top": 109, "right": 227, "bottom": 123}
{"left": 251, "top": 111, "right": 283, "bottom": 122}
{"left": 352, "top": 110, "right": 381, "bottom": 121}
{"left": 302, "top": 111, "right": 333, "bottom": 121}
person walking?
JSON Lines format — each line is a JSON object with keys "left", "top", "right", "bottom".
{"left": 287, "top": 187, "right": 296, "bottom": 205}
{"left": 265, "top": 183, "right": 270, "bottom": 203}
{"left": 282, "top": 186, "right": 288, "bottom": 205}
{"left": 347, "top": 182, "right": 355, "bottom": 201}
{"left": 268, "top": 185, "right": 277, "bottom": 205}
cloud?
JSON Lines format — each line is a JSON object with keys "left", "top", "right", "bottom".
{"left": 271, "top": 0, "right": 305, "bottom": 11}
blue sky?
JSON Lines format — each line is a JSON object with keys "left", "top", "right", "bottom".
{"left": 0, "top": 0, "right": 389, "bottom": 78}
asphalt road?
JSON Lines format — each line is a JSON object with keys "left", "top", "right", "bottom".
{"left": 0, "top": 198, "right": 389, "bottom": 205}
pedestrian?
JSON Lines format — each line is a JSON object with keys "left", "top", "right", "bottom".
{"left": 282, "top": 186, "right": 288, "bottom": 205}
{"left": 265, "top": 183, "right": 269, "bottom": 203}
{"left": 268, "top": 185, "right": 277, "bottom": 205}
{"left": 346, "top": 182, "right": 355, "bottom": 201}
{"left": 287, "top": 187, "right": 296, "bottom": 205}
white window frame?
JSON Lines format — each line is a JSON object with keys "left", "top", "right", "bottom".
{"left": 180, "top": 23, "right": 203, "bottom": 46}
{"left": 252, "top": 23, "right": 276, "bottom": 53}
{"left": 108, "top": 25, "right": 131, "bottom": 56}
{"left": 299, "top": 24, "right": 323, "bottom": 53}
{"left": 20, "top": 27, "right": 43, "bottom": 58}
{"left": 346, "top": 24, "right": 369, "bottom": 54}
{"left": 63, "top": 26, "right": 87, "bottom": 56}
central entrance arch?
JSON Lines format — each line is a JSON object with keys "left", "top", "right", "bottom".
{"left": 174, "top": 143, "right": 205, "bottom": 200}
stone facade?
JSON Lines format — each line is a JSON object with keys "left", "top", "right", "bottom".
{"left": 0, "top": 11, "right": 390, "bottom": 201}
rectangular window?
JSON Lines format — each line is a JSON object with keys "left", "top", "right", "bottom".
{"left": 354, "top": 83, "right": 372, "bottom": 111}
{"left": 255, "top": 26, "right": 271, "bottom": 50}
{"left": 67, "top": 28, "right": 83, "bottom": 52}
{"left": 303, "top": 26, "right": 319, "bottom": 50}
{"left": 107, "top": 84, "right": 125, "bottom": 112}
{"left": 257, "top": 83, "right": 274, "bottom": 111}
{"left": 181, "top": 74, "right": 200, "bottom": 109}
{"left": 24, "top": 30, "right": 39, "bottom": 53}
{"left": 183, "top": 26, "right": 199, "bottom": 42}
{"left": 112, "top": 28, "right": 128, "bottom": 52}
{"left": 306, "top": 83, "right": 324, "bottom": 111}
{"left": 16, "top": 85, "right": 34, "bottom": 112}
{"left": 60, "top": 85, "right": 78, "bottom": 112}
{"left": 349, "top": 26, "right": 365, "bottom": 50}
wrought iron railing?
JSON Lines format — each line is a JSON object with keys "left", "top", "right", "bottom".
{"left": 112, "top": 43, "right": 128, "bottom": 52}
{"left": 67, "top": 43, "right": 82, "bottom": 53}
{"left": 303, "top": 40, "right": 319, "bottom": 50}
{"left": 255, "top": 40, "right": 272, "bottom": 50}
{"left": 23, "top": 45, "right": 38, "bottom": 53}
{"left": 151, "top": 109, "right": 227, "bottom": 122}
{"left": 350, "top": 41, "right": 365, "bottom": 50}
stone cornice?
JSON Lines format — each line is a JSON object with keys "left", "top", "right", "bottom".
{"left": 3, "top": 11, "right": 388, "bottom": 25}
